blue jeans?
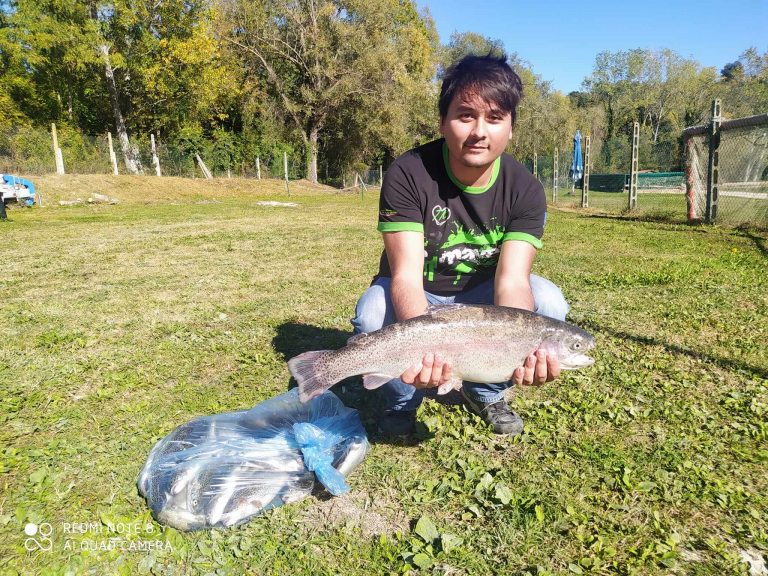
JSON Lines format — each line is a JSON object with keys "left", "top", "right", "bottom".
{"left": 350, "top": 275, "right": 569, "bottom": 411}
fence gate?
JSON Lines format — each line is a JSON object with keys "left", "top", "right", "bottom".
{"left": 684, "top": 101, "right": 768, "bottom": 227}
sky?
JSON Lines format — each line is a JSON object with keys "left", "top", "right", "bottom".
{"left": 417, "top": 0, "right": 768, "bottom": 94}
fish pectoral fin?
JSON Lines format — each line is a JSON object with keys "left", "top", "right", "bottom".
{"left": 362, "top": 373, "right": 395, "bottom": 390}
{"left": 436, "top": 376, "right": 463, "bottom": 395}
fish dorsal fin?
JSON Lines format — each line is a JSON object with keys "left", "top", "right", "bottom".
{"left": 347, "top": 332, "right": 368, "bottom": 344}
{"left": 362, "top": 373, "right": 395, "bottom": 389}
{"left": 424, "top": 303, "right": 466, "bottom": 317}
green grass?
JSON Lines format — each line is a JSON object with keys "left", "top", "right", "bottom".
{"left": 1, "top": 175, "right": 767, "bottom": 575}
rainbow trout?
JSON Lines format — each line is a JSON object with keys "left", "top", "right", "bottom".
{"left": 289, "top": 304, "right": 596, "bottom": 402}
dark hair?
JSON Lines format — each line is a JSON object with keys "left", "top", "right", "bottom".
{"left": 439, "top": 53, "right": 523, "bottom": 125}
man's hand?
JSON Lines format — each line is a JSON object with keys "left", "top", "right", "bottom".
{"left": 511, "top": 349, "right": 560, "bottom": 386}
{"left": 400, "top": 353, "right": 453, "bottom": 389}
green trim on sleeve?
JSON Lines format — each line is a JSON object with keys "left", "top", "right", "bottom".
{"left": 378, "top": 222, "right": 425, "bottom": 233}
{"left": 502, "top": 232, "right": 543, "bottom": 249}
{"left": 442, "top": 141, "right": 500, "bottom": 194}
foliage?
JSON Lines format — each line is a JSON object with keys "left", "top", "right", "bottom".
{"left": 713, "top": 47, "right": 768, "bottom": 118}
{"left": 0, "top": 1, "right": 766, "bottom": 181}
{"left": 217, "top": 0, "right": 438, "bottom": 183}
{"left": 438, "top": 30, "right": 506, "bottom": 76}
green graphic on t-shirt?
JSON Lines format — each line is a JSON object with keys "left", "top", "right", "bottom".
{"left": 424, "top": 255, "right": 438, "bottom": 281}
{"left": 424, "top": 222, "right": 506, "bottom": 285}
{"left": 441, "top": 223, "right": 506, "bottom": 249}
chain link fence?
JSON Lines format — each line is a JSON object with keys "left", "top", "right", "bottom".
{"left": 684, "top": 110, "right": 768, "bottom": 227}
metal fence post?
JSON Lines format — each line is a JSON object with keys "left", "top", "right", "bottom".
{"left": 533, "top": 152, "right": 538, "bottom": 181}
{"left": 705, "top": 98, "right": 722, "bottom": 224}
{"left": 684, "top": 136, "right": 697, "bottom": 221}
{"left": 552, "top": 147, "right": 558, "bottom": 204}
{"left": 628, "top": 122, "right": 639, "bottom": 210}
{"left": 581, "top": 136, "right": 591, "bottom": 208}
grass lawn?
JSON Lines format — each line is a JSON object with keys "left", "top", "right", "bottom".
{"left": 1, "top": 175, "right": 766, "bottom": 575}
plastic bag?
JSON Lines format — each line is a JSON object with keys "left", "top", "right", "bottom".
{"left": 137, "top": 388, "right": 369, "bottom": 531}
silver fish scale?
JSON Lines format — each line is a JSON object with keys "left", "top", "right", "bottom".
{"left": 325, "top": 305, "right": 571, "bottom": 384}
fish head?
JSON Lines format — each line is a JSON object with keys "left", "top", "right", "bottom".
{"left": 540, "top": 327, "right": 596, "bottom": 370}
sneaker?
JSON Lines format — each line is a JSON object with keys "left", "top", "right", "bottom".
{"left": 377, "top": 410, "right": 416, "bottom": 437}
{"left": 461, "top": 389, "right": 524, "bottom": 436}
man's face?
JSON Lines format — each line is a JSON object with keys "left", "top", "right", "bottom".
{"left": 439, "top": 92, "right": 513, "bottom": 170}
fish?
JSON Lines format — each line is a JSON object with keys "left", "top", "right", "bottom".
{"left": 288, "top": 304, "right": 596, "bottom": 403}
{"left": 138, "top": 389, "right": 370, "bottom": 530}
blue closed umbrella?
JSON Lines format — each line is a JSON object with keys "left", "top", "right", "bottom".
{"left": 569, "top": 130, "right": 583, "bottom": 185}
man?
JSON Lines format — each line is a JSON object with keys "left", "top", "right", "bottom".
{"left": 351, "top": 53, "right": 569, "bottom": 437}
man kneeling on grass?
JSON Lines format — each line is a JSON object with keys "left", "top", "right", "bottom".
{"left": 351, "top": 53, "right": 569, "bottom": 437}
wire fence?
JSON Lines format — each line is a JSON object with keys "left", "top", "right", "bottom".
{"left": 684, "top": 111, "right": 768, "bottom": 227}
{"left": 3, "top": 106, "right": 765, "bottom": 229}
{"left": 0, "top": 124, "right": 305, "bottom": 181}
{"left": 529, "top": 133, "right": 688, "bottom": 217}
{"left": 525, "top": 106, "right": 767, "bottom": 228}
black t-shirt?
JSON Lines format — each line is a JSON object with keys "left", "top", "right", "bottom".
{"left": 376, "top": 138, "right": 546, "bottom": 294}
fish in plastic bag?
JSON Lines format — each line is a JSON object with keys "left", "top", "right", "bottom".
{"left": 137, "top": 388, "right": 369, "bottom": 530}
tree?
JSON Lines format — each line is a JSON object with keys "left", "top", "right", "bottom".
{"left": 721, "top": 61, "right": 743, "bottom": 81}
{"left": 4, "top": 0, "right": 238, "bottom": 173}
{"left": 439, "top": 30, "right": 504, "bottom": 76}
{"left": 218, "top": 0, "right": 437, "bottom": 183}
{"left": 5, "top": 0, "right": 109, "bottom": 129}
{"left": 713, "top": 47, "right": 768, "bottom": 117}
{"left": 584, "top": 48, "right": 718, "bottom": 171}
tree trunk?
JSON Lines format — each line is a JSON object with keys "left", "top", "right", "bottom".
{"left": 99, "top": 44, "right": 143, "bottom": 175}
{"left": 307, "top": 125, "right": 319, "bottom": 184}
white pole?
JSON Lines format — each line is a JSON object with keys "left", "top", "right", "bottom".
{"left": 256, "top": 156, "right": 261, "bottom": 180}
{"left": 150, "top": 133, "right": 161, "bottom": 176}
{"left": 108, "top": 132, "right": 119, "bottom": 175}
{"left": 195, "top": 153, "right": 212, "bottom": 179}
{"left": 379, "top": 165, "right": 383, "bottom": 186}
{"left": 283, "top": 152, "right": 290, "bottom": 195}
{"left": 51, "top": 123, "right": 65, "bottom": 175}
{"left": 56, "top": 148, "right": 65, "bottom": 175}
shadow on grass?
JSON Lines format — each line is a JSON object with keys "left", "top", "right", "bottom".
{"left": 272, "top": 321, "right": 350, "bottom": 363}
{"left": 736, "top": 226, "right": 768, "bottom": 257}
{"left": 272, "top": 321, "right": 436, "bottom": 446}
{"left": 581, "top": 318, "right": 768, "bottom": 379}
{"left": 584, "top": 212, "right": 692, "bottom": 227}
{"left": 583, "top": 212, "right": 768, "bottom": 240}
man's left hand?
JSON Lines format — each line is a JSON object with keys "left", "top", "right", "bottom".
{"left": 511, "top": 349, "right": 560, "bottom": 386}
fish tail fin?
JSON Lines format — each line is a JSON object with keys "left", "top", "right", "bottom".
{"left": 288, "top": 350, "right": 336, "bottom": 403}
